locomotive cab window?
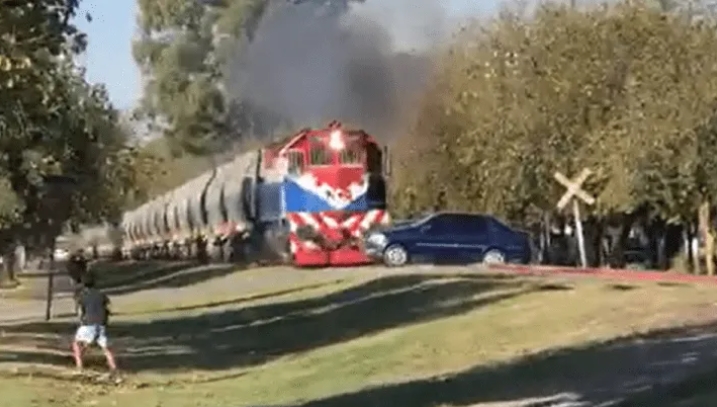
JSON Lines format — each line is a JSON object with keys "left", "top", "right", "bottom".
{"left": 286, "top": 150, "right": 305, "bottom": 174}
{"left": 340, "top": 149, "right": 361, "bottom": 164}
{"left": 309, "top": 141, "right": 331, "bottom": 165}
{"left": 339, "top": 137, "right": 363, "bottom": 165}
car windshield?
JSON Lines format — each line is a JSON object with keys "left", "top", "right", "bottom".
{"left": 389, "top": 213, "right": 434, "bottom": 228}
{"left": 408, "top": 213, "right": 434, "bottom": 226}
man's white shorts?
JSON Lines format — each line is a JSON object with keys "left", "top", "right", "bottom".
{"left": 74, "top": 325, "right": 108, "bottom": 348}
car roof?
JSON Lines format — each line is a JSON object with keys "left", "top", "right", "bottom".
{"left": 431, "top": 212, "right": 511, "bottom": 227}
{"left": 433, "top": 211, "right": 491, "bottom": 217}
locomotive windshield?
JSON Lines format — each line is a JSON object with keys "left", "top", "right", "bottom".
{"left": 309, "top": 139, "right": 331, "bottom": 165}
{"left": 305, "top": 131, "right": 383, "bottom": 175}
{"left": 339, "top": 136, "right": 363, "bottom": 165}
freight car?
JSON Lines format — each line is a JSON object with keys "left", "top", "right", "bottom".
{"left": 73, "top": 122, "right": 392, "bottom": 267}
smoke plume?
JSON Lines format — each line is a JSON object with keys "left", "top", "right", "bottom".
{"left": 223, "top": 0, "right": 452, "bottom": 140}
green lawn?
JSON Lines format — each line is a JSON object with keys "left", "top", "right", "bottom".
{"left": 1, "top": 264, "right": 717, "bottom": 407}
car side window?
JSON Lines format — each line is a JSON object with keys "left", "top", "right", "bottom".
{"left": 459, "top": 215, "right": 488, "bottom": 234}
{"left": 491, "top": 219, "right": 514, "bottom": 235}
{"left": 428, "top": 214, "right": 460, "bottom": 235}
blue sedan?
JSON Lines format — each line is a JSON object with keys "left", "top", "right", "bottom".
{"left": 364, "top": 212, "right": 532, "bottom": 267}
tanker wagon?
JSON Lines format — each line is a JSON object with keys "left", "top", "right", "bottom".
{"left": 121, "top": 121, "right": 392, "bottom": 267}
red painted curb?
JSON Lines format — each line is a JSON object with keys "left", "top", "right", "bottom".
{"left": 488, "top": 264, "right": 717, "bottom": 285}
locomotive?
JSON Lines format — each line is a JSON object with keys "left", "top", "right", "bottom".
{"left": 75, "top": 121, "right": 391, "bottom": 267}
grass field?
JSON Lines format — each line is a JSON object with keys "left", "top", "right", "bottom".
{"left": 2, "top": 262, "right": 717, "bottom": 407}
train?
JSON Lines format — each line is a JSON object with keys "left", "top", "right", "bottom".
{"left": 68, "top": 121, "right": 392, "bottom": 267}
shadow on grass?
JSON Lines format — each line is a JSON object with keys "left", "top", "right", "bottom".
{"left": 267, "top": 321, "right": 717, "bottom": 407}
{"left": 117, "top": 279, "right": 347, "bottom": 316}
{"left": 16, "top": 261, "right": 243, "bottom": 299}
{"left": 93, "top": 261, "right": 240, "bottom": 296}
{"left": 0, "top": 273, "right": 553, "bottom": 372}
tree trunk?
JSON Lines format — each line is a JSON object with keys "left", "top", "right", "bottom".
{"left": 541, "top": 212, "right": 551, "bottom": 264}
{"left": 14, "top": 244, "right": 26, "bottom": 273}
{"left": 0, "top": 242, "right": 17, "bottom": 286}
{"left": 648, "top": 218, "right": 668, "bottom": 270}
{"left": 663, "top": 223, "right": 683, "bottom": 268}
{"left": 0, "top": 259, "right": 11, "bottom": 285}
{"left": 584, "top": 217, "right": 601, "bottom": 267}
{"left": 688, "top": 222, "right": 700, "bottom": 274}
{"left": 699, "top": 201, "right": 714, "bottom": 276}
{"left": 605, "top": 216, "right": 627, "bottom": 268}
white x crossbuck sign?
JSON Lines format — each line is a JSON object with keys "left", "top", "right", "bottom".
{"left": 553, "top": 168, "right": 596, "bottom": 268}
{"left": 554, "top": 169, "right": 596, "bottom": 211}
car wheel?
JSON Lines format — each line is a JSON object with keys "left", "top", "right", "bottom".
{"left": 483, "top": 249, "right": 506, "bottom": 264}
{"left": 383, "top": 244, "right": 408, "bottom": 267}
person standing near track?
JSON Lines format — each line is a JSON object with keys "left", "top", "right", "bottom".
{"left": 67, "top": 249, "right": 88, "bottom": 285}
{"left": 72, "top": 274, "right": 120, "bottom": 379}
{"left": 67, "top": 249, "right": 89, "bottom": 316}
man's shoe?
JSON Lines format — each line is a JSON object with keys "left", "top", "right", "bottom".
{"left": 108, "top": 370, "right": 123, "bottom": 384}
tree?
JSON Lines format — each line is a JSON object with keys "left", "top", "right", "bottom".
{"left": 132, "top": 0, "right": 268, "bottom": 154}
{"left": 132, "top": 0, "right": 370, "bottom": 155}
{"left": 392, "top": 1, "right": 717, "bottom": 229}
{"left": 135, "top": 136, "right": 214, "bottom": 198}
{"left": 0, "top": 0, "right": 153, "bottom": 282}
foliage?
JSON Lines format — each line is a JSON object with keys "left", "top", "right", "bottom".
{"left": 136, "top": 137, "right": 214, "bottom": 199}
{"left": 132, "top": 133, "right": 275, "bottom": 201}
{"left": 0, "top": 0, "right": 153, "bottom": 271}
{"left": 132, "top": 0, "right": 270, "bottom": 154}
{"left": 391, "top": 1, "right": 717, "bottom": 224}
{"left": 132, "top": 0, "right": 367, "bottom": 155}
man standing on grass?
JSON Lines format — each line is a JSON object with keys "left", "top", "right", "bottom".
{"left": 72, "top": 274, "right": 120, "bottom": 380}
{"left": 67, "top": 248, "right": 88, "bottom": 284}
{"left": 67, "top": 249, "right": 89, "bottom": 316}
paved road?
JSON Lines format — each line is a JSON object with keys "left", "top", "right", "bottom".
{"left": 0, "top": 274, "right": 75, "bottom": 324}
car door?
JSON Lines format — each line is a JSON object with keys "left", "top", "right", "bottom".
{"left": 413, "top": 214, "right": 463, "bottom": 263}
{"left": 453, "top": 214, "right": 490, "bottom": 262}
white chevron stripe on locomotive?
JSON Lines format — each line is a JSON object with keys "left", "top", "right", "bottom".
{"left": 286, "top": 210, "right": 389, "bottom": 253}
{"left": 288, "top": 211, "right": 386, "bottom": 234}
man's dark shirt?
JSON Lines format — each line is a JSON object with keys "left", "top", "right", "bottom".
{"left": 78, "top": 287, "right": 109, "bottom": 325}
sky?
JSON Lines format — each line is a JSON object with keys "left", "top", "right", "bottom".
{"left": 73, "top": 0, "right": 493, "bottom": 112}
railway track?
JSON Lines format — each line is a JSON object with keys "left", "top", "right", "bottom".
{"left": 489, "top": 263, "right": 717, "bottom": 285}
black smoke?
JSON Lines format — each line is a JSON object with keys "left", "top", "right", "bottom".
{"left": 223, "top": 0, "right": 447, "bottom": 141}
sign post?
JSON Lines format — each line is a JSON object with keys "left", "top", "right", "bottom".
{"left": 41, "top": 175, "right": 76, "bottom": 321}
{"left": 554, "top": 169, "right": 596, "bottom": 268}
{"left": 45, "top": 241, "right": 55, "bottom": 321}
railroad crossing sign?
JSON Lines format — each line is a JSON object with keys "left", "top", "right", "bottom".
{"left": 554, "top": 168, "right": 596, "bottom": 268}
{"left": 555, "top": 168, "right": 595, "bottom": 211}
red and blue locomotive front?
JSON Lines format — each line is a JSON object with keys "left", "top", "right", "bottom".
{"left": 258, "top": 124, "right": 389, "bottom": 266}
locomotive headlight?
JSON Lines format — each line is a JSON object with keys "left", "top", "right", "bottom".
{"left": 329, "top": 129, "right": 345, "bottom": 150}
{"left": 367, "top": 232, "right": 387, "bottom": 248}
